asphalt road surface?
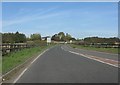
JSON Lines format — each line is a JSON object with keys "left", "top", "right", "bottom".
{"left": 62, "top": 45, "right": 118, "bottom": 61}
{"left": 16, "top": 45, "right": 118, "bottom": 83}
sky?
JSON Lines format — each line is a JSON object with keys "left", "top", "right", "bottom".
{"left": 2, "top": 2, "right": 118, "bottom": 39}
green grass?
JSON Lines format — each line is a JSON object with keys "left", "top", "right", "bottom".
{"left": 2, "top": 45, "right": 54, "bottom": 74}
{"left": 70, "top": 44, "right": 118, "bottom": 54}
{"left": 0, "top": 57, "right": 2, "bottom": 75}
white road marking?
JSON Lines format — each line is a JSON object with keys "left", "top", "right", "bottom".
{"left": 82, "top": 54, "right": 118, "bottom": 67}
{"left": 61, "top": 46, "right": 63, "bottom": 50}
{"left": 69, "top": 51, "right": 118, "bottom": 68}
{"left": 13, "top": 48, "right": 49, "bottom": 83}
{"left": 105, "top": 59, "right": 118, "bottom": 62}
{"left": 61, "top": 46, "right": 67, "bottom": 51}
{"left": 13, "top": 68, "right": 27, "bottom": 83}
{"left": 30, "top": 49, "right": 49, "bottom": 65}
{"left": 61, "top": 46, "right": 118, "bottom": 68}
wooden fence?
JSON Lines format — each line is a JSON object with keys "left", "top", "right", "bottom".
{"left": 78, "top": 43, "right": 119, "bottom": 48}
{"left": 1, "top": 43, "right": 34, "bottom": 56}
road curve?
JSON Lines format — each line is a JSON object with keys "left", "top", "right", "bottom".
{"left": 62, "top": 45, "right": 118, "bottom": 61}
{"left": 16, "top": 45, "right": 118, "bottom": 83}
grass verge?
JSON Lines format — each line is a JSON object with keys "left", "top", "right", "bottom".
{"left": 0, "top": 57, "right": 2, "bottom": 75}
{"left": 70, "top": 44, "right": 118, "bottom": 54}
{"left": 2, "top": 44, "right": 54, "bottom": 74}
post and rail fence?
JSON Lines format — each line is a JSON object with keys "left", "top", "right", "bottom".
{"left": 1, "top": 43, "right": 35, "bottom": 56}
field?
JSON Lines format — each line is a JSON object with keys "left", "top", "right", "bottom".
{"left": 70, "top": 44, "right": 118, "bottom": 54}
{"left": 2, "top": 45, "right": 54, "bottom": 74}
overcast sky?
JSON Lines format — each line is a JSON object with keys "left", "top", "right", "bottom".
{"left": 2, "top": 2, "right": 118, "bottom": 39}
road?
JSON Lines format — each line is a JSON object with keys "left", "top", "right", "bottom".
{"left": 16, "top": 45, "right": 118, "bottom": 83}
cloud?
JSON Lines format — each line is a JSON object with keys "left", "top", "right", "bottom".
{"left": 3, "top": 7, "right": 66, "bottom": 27}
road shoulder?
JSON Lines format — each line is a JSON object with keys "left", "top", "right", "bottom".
{"left": 2, "top": 45, "right": 55, "bottom": 84}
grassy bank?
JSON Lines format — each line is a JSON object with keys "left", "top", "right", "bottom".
{"left": 70, "top": 44, "right": 118, "bottom": 54}
{"left": 0, "top": 57, "right": 2, "bottom": 75}
{"left": 2, "top": 44, "right": 54, "bottom": 74}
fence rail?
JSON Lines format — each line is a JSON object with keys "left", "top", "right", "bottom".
{"left": 1, "top": 43, "right": 34, "bottom": 56}
{"left": 77, "top": 43, "right": 120, "bottom": 48}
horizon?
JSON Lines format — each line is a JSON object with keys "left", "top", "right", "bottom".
{"left": 2, "top": 2, "right": 118, "bottom": 39}
{"left": 2, "top": 31, "right": 119, "bottom": 40}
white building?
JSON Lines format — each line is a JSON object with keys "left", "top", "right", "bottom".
{"left": 42, "top": 36, "right": 51, "bottom": 44}
{"left": 47, "top": 36, "right": 51, "bottom": 43}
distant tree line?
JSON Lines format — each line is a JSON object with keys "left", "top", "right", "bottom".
{"left": 2, "top": 32, "right": 26, "bottom": 43}
{"left": 2, "top": 31, "right": 119, "bottom": 44}
{"left": 2, "top": 32, "right": 42, "bottom": 43}
{"left": 51, "top": 32, "right": 76, "bottom": 41}
{"left": 84, "top": 37, "right": 119, "bottom": 44}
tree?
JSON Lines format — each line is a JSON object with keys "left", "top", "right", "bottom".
{"left": 2, "top": 33, "right": 14, "bottom": 43}
{"left": 70, "top": 38, "right": 76, "bottom": 41}
{"left": 30, "top": 33, "right": 41, "bottom": 41}
{"left": 14, "top": 31, "right": 26, "bottom": 43}
{"left": 52, "top": 32, "right": 66, "bottom": 41}
{"left": 84, "top": 37, "right": 119, "bottom": 44}
{"left": 2, "top": 32, "right": 26, "bottom": 43}
{"left": 51, "top": 32, "right": 76, "bottom": 41}
{"left": 58, "top": 32, "right": 65, "bottom": 41}
{"left": 51, "top": 34, "right": 60, "bottom": 41}
{"left": 65, "top": 33, "right": 72, "bottom": 41}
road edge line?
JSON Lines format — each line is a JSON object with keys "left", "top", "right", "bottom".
{"left": 61, "top": 46, "right": 118, "bottom": 68}
{"left": 68, "top": 51, "right": 118, "bottom": 68}
{"left": 13, "top": 48, "right": 49, "bottom": 83}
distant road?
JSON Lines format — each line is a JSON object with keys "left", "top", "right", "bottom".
{"left": 63, "top": 45, "right": 118, "bottom": 61}
{"left": 16, "top": 45, "right": 118, "bottom": 83}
